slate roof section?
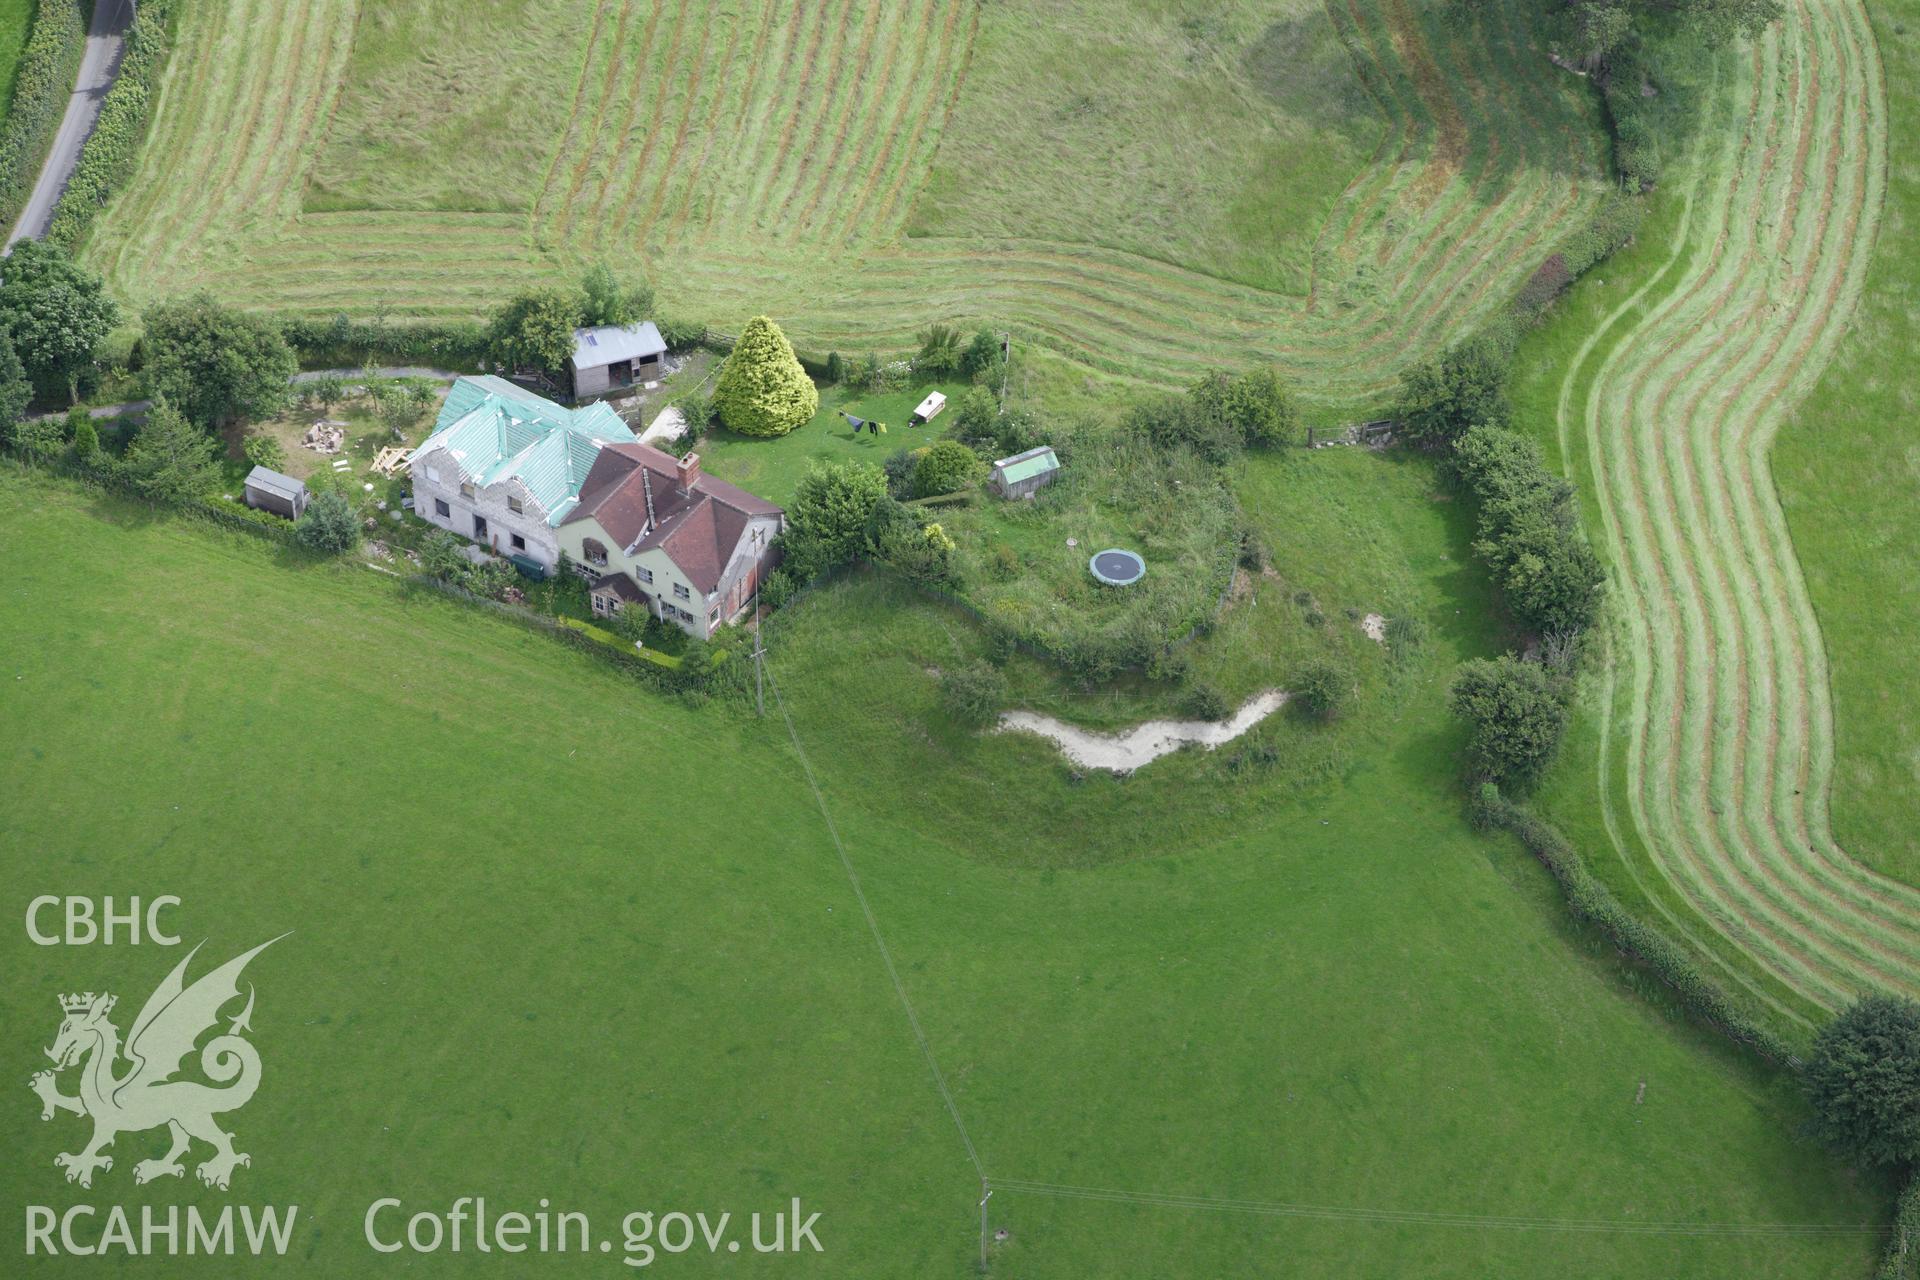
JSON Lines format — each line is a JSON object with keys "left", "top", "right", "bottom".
{"left": 588, "top": 571, "right": 646, "bottom": 603}
{"left": 565, "top": 443, "right": 782, "bottom": 595}
{"left": 572, "top": 322, "right": 667, "bottom": 371}
{"left": 410, "top": 376, "right": 637, "bottom": 525}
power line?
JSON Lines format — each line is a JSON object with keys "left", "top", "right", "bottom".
{"left": 760, "top": 665, "right": 1878, "bottom": 1253}
{"left": 991, "top": 1179, "right": 1880, "bottom": 1238}
{"left": 764, "top": 663, "right": 985, "bottom": 1180}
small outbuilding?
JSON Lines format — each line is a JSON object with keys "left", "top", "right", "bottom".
{"left": 571, "top": 322, "right": 668, "bottom": 399}
{"left": 909, "top": 391, "right": 947, "bottom": 425}
{"left": 988, "top": 445, "right": 1060, "bottom": 500}
{"left": 243, "top": 466, "right": 309, "bottom": 520}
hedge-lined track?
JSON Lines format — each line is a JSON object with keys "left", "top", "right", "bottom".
{"left": 1561, "top": 0, "right": 1907, "bottom": 1014}
{"left": 83, "top": 0, "right": 1602, "bottom": 410}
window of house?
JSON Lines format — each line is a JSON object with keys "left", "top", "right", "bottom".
{"left": 583, "top": 538, "right": 608, "bottom": 567}
{"left": 424, "top": 466, "right": 440, "bottom": 485}
{"left": 510, "top": 533, "right": 527, "bottom": 551}
{"left": 434, "top": 498, "right": 450, "bottom": 518}
{"left": 637, "top": 567, "right": 653, "bottom": 584}
{"left": 673, "top": 583, "right": 689, "bottom": 600}
{"left": 460, "top": 482, "right": 475, "bottom": 499}
{"left": 508, "top": 496, "right": 523, "bottom": 515}
{"left": 474, "top": 515, "right": 489, "bottom": 538}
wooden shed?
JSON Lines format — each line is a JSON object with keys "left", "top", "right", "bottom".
{"left": 243, "top": 466, "right": 309, "bottom": 520}
{"left": 571, "top": 322, "right": 667, "bottom": 399}
{"left": 988, "top": 445, "right": 1060, "bottom": 500}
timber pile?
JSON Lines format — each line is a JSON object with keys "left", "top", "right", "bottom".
{"left": 371, "top": 445, "right": 411, "bottom": 476}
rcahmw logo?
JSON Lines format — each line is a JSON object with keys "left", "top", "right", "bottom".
{"left": 23, "top": 937, "right": 301, "bottom": 1259}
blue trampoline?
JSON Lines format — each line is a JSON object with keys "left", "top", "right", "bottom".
{"left": 1089, "top": 548, "right": 1146, "bottom": 586}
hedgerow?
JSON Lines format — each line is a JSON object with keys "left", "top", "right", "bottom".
{"left": 0, "top": 0, "right": 87, "bottom": 234}
{"left": 278, "top": 315, "right": 489, "bottom": 371}
{"left": 1475, "top": 784, "right": 1791, "bottom": 1063}
{"left": 1451, "top": 425, "right": 1605, "bottom": 639}
{"left": 46, "top": 0, "right": 185, "bottom": 249}
{"left": 1878, "top": 1172, "right": 1920, "bottom": 1280}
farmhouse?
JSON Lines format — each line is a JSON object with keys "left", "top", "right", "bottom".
{"left": 242, "top": 466, "right": 308, "bottom": 519}
{"left": 408, "top": 376, "right": 637, "bottom": 571}
{"left": 571, "top": 322, "right": 668, "bottom": 399}
{"left": 988, "top": 445, "right": 1060, "bottom": 499}
{"left": 559, "top": 445, "right": 783, "bottom": 638}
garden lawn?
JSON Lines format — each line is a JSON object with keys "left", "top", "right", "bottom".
{"left": 698, "top": 379, "right": 970, "bottom": 507}
{"left": 0, "top": 466, "right": 1885, "bottom": 1276}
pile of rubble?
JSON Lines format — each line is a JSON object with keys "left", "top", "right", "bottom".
{"left": 302, "top": 421, "right": 347, "bottom": 454}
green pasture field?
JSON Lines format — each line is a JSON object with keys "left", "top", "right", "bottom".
{"left": 0, "top": 0, "right": 33, "bottom": 124}
{"left": 1508, "top": 0, "right": 1917, "bottom": 1035}
{"left": 79, "top": 0, "right": 1606, "bottom": 411}
{"left": 0, "top": 466, "right": 1886, "bottom": 1277}
{"left": 1771, "top": 0, "right": 1920, "bottom": 885}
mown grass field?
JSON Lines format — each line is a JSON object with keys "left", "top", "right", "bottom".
{"left": 1508, "top": 0, "right": 1919, "bottom": 1038}
{"left": 0, "top": 468, "right": 1886, "bottom": 1276}
{"left": 80, "top": 0, "right": 1606, "bottom": 411}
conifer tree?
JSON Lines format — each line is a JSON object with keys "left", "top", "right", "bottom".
{"left": 713, "top": 315, "right": 818, "bottom": 438}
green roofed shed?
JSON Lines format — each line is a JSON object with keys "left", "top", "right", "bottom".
{"left": 988, "top": 445, "right": 1060, "bottom": 500}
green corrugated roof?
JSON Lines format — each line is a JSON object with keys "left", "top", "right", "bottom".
{"left": 994, "top": 446, "right": 1059, "bottom": 484}
{"left": 415, "top": 376, "right": 637, "bottom": 524}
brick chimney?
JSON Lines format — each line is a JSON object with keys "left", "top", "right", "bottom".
{"left": 676, "top": 451, "right": 702, "bottom": 495}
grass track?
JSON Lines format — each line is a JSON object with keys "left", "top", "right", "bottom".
{"left": 1549, "top": 0, "right": 1915, "bottom": 1015}
{"left": 83, "top": 0, "right": 1604, "bottom": 414}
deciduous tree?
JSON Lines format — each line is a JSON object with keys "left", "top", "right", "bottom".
{"left": 0, "top": 240, "right": 117, "bottom": 400}
{"left": 1806, "top": 995, "right": 1920, "bottom": 1168}
{"left": 487, "top": 287, "right": 582, "bottom": 378}
{"left": 580, "top": 263, "right": 653, "bottom": 328}
{"left": 1448, "top": 656, "right": 1567, "bottom": 790}
{"left": 144, "top": 295, "right": 296, "bottom": 430}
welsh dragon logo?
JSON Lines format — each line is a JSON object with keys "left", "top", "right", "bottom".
{"left": 29, "top": 937, "right": 284, "bottom": 1190}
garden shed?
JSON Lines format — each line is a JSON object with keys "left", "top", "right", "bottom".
{"left": 243, "top": 466, "right": 309, "bottom": 520}
{"left": 988, "top": 445, "right": 1060, "bottom": 500}
{"left": 571, "top": 322, "right": 667, "bottom": 399}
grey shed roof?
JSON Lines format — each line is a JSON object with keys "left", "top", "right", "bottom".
{"left": 572, "top": 322, "right": 667, "bottom": 371}
{"left": 244, "top": 466, "right": 307, "bottom": 501}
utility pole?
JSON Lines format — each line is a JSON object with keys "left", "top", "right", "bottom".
{"left": 998, "top": 331, "right": 1011, "bottom": 410}
{"left": 751, "top": 527, "right": 767, "bottom": 718}
{"left": 977, "top": 1180, "right": 992, "bottom": 1273}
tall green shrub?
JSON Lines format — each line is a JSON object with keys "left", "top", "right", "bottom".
{"left": 713, "top": 315, "right": 817, "bottom": 438}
